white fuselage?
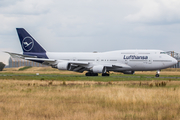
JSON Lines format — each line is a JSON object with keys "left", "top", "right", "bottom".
{"left": 13, "top": 28, "right": 178, "bottom": 76}
{"left": 46, "top": 49, "right": 177, "bottom": 72}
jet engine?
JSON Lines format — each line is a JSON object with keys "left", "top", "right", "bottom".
{"left": 57, "top": 62, "right": 70, "bottom": 70}
{"left": 122, "top": 71, "right": 135, "bottom": 74}
{"left": 92, "top": 65, "right": 106, "bottom": 73}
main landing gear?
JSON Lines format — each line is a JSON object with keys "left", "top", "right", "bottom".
{"left": 85, "top": 72, "right": 98, "bottom": 76}
{"left": 102, "top": 73, "right": 110, "bottom": 76}
{"left": 85, "top": 72, "right": 110, "bottom": 76}
{"left": 155, "top": 70, "right": 160, "bottom": 77}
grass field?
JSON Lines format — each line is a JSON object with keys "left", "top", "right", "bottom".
{"left": 0, "top": 67, "right": 180, "bottom": 120}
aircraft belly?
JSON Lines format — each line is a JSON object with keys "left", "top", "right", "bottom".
{"left": 135, "top": 62, "right": 167, "bottom": 71}
{"left": 128, "top": 62, "right": 145, "bottom": 70}
{"left": 107, "top": 67, "right": 130, "bottom": 71}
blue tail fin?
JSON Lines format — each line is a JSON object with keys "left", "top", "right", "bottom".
{"left": 16, "top": 28, "right": 48, "bottom": 59}
{"left": 16, "top": 28, "right": 46, "bottom": 53}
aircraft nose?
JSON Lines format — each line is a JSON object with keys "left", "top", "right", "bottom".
{"left": 172, "top": 58, "right": 178, "bottom": 65}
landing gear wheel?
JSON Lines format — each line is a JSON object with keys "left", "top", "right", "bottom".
{"left": 102, "top": 73, "right": 110, "bottom": 76}
{"left": 85, "top": 72, "right": 91, "bottom": 76}
{"left": 155, "top": 74, "right": 159, "bottom": 77}
{"left": 94, "top": 73, "right": 98, "bottom": 76}
{"left": 85, "top": 72, "right": 98, "bottom": 76}
{"left": 155, "top": 70, "right": 160, "bottom": 77}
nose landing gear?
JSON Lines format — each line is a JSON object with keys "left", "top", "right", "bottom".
{"left": 155, "top": 70, "right": 160, "bottom": 77}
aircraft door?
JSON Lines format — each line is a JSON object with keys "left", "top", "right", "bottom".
{"left": 96, "top": 58, "right": 100, "bottom": 63}
{"left": 148, "top": 57, "right": 152, "bottom": 64}
{"left": 73, "top": 57, "right": 76, "bottom": 61}
{"left": 125, "top": 59, "right": 128, "bottom": 64}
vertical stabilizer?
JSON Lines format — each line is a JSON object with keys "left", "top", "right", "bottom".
{"left": 16, "top": 28, "right": 46, "bottom": 53}
{"left": 16, "top": 28, "right": 48, "bottom": 58}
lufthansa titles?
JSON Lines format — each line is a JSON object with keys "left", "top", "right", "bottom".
{"left": 123, "top": 55, "right": 148, "bottom": 59}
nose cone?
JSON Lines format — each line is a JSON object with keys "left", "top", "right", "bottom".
{"left": 172, "top": 58, "right": 178, "bottom": 65}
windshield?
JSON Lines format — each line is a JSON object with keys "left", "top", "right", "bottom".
{"left": 160, "top": 52, "right": 167, "bottom": 54}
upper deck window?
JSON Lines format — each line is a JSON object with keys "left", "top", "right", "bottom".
{"left": 138, "top": 53, "right": 150, "bottom": 54}
{"left": 121, "top": 53, "right": 135, "bottom": 54}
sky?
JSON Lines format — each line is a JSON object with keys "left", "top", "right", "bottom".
{"left": 0, "top": 0, "right": 180, "bottom": 65}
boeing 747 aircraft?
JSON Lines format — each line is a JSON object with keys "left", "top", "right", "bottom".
{"left": 6, "top": 28, "right": 177, "bottom": 77}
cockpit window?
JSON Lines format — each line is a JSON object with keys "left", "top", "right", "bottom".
{"left": 160, "top": 52, "right": 167, "bottom": 54}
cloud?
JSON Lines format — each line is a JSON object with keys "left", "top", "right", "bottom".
{"left": 0, "top": 0, "right": 180, "bottom": 65}
{"left": 125, "top": 0, "right": 180, "bottom": 24}
{"left": 0, "top": 0, "right": 22, "bottom": 7}
{"left": 0, "top": 0, "right": 53, "bottom": 15}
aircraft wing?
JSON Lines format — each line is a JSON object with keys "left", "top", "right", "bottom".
{"left": 5, "top": 51, "right": 89, "bottom": 63}
{"left": 25, "top": 58, "right": 89, "bottom": 70}
{"left": 59, "top": 61, "right": 89, "bottom": 73}
{"left": 112, "top": 64, "right": 131, "bottom": 68}
{"left": 105, "top": 63, "right": 131, "bottom": 68}
{"left": 68, "top": 61, "right": 89, "bottom": 65}
{"left": 5, "top": 51, "right": 89, "bottom": 72}
{"left": 25, "top": 58, "right": 89, "bottom": 65}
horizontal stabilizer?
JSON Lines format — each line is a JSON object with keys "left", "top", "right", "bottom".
{"left": 4, "top": 51, "right": 37, "bottom": 58}
{"left": 5, "top": 51, "right": 55, "bottom": 65}
{"left": 25, "top": 58, "right": 56, "bottom": 62}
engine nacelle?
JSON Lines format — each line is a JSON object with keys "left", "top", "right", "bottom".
{"left": 122, "top": 71, "right": 135, "bottom": 74}
{"left": 57, "top": 62, "right": 70, "bottom": 70}
{"left": 92, "top": 65, "right": 106, "bottom": 73}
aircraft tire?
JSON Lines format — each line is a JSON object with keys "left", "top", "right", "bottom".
{"left": 102, "top": 73, "right": 110, "bottom": 76}
{"left": 155, "top": 74, "right": 160, "bottom": 77}
{"left": 94, "top": 73, "right": 98, "bottom": 76}
{"left": 85, "top": 72, "right": 91, "bottom": 76}
{"left": 86, "top": 72, "right": 98, "bottom": 76}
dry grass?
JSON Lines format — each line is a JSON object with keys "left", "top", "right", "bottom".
{"left": 3, "top": 67, "right": 84, "bottom": 74}
{"left": 3, "top": 67, "right": 85, "bottom": 75}
{"left": 134, "top": 68, "right": 180, "bottom": 76}
{"left": 135, "top": 71, "right": 180, "bottom": 75}
{"left": 0, "top": 80, "right": 180, "bottom": 120}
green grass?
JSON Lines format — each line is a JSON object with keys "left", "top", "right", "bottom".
{"left": 18, "top": 66, "right": 32, "bottom": 71}
{"left": 0, "top": 73, "right": 180, "bottom": 81}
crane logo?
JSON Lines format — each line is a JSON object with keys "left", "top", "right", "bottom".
{"left": 22, "top": 37, "right": 34, "bottom": 51}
